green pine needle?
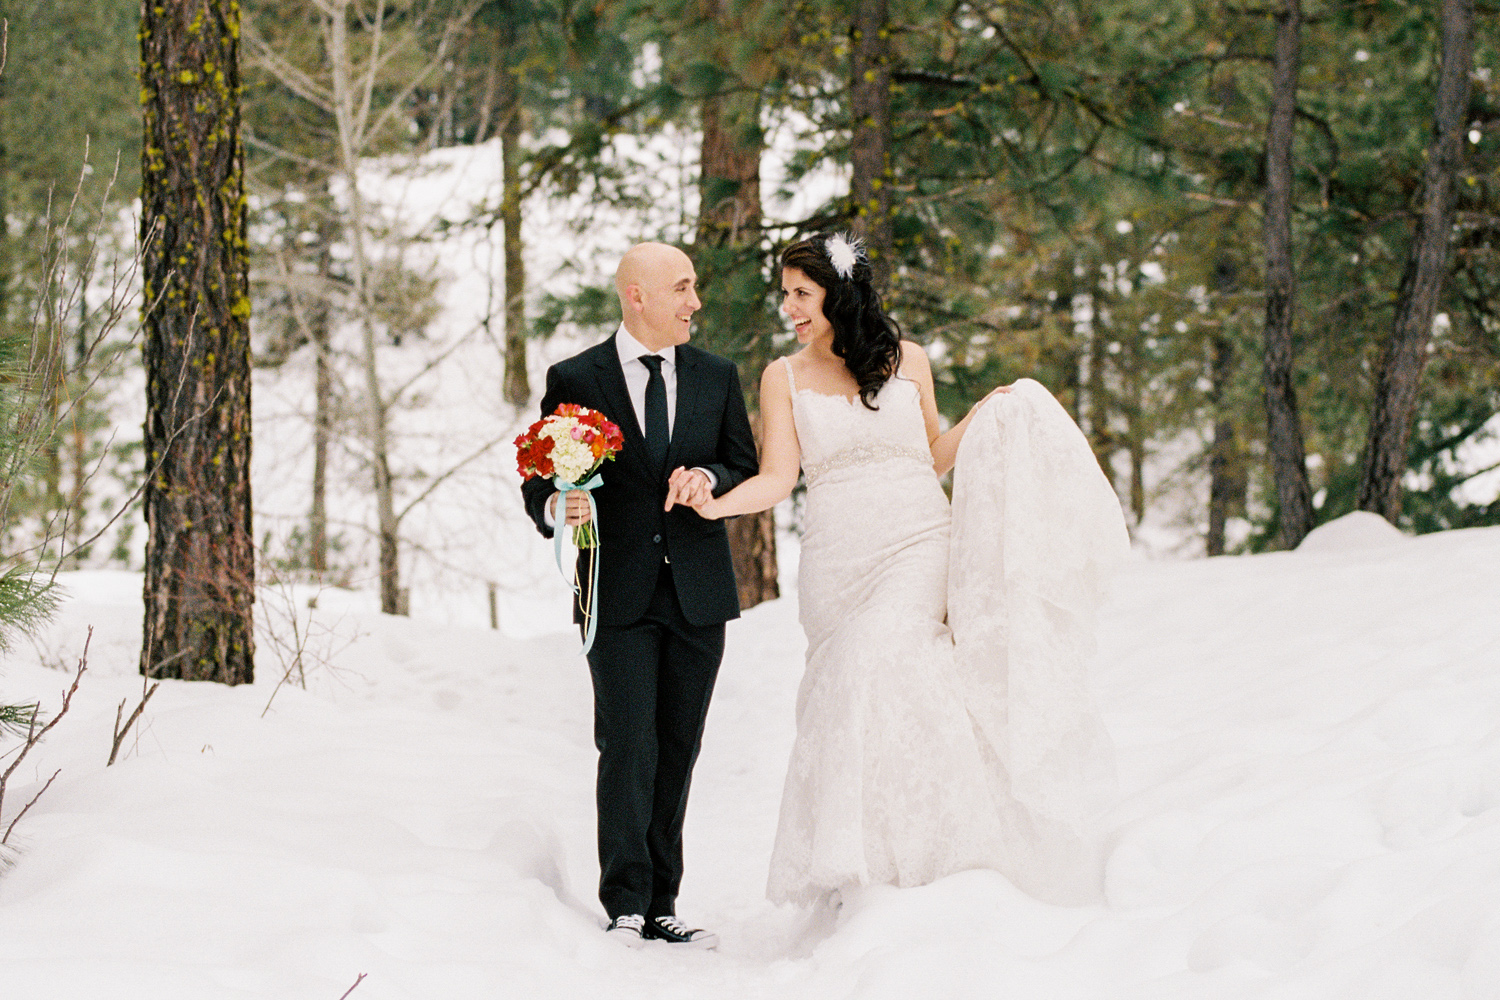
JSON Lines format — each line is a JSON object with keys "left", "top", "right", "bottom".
{"left": 0, "top": 701, "right": 40, "bottom": 738}
{"left": 0, "top": 570, "right": 56, "bottom": 653}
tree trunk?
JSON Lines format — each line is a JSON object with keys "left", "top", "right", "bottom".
{"left": 1357, "top": 0, "right": 1474, "bottom": 523}
{"left": 332, "top": 13, "right": 401, "bottom": 614}
{"left": 360, "top": 294, "right": 401, "bottom": 614}
{"left": 1124, "top": 354, "right": 1145, "bottom": 525}
{"left": 309, "top": 211, "right": 336, "bottom": 575}
{"left": 698, "top": 48, "right": 778, "bottom": 611}
{"left": 1206, "top": 333, "right": 1239, "bottom": 556}
{"left": 139, "top": 0, "right": 255, "bottom": 684}
{"left": 1261, "top": 0, "right": 1315, "bottom": 550}
{"left": 1084, "top": 295, "right": 1115, "bottom": 491}
{"left": 472, "top": 39, "right": 499, "bottom": 145}
{"left": 318, "top": 2, "right": 403, "bottom": 614}
{"left": 850, "top": 0, "right": 893, "bottom": 286}
{"left": 310, "top": 322, "right": 331, "bottom": 574}
{"left": 1207, "top": 255, "right": 1244, "bottom": 556}
{"left": 499, "top": 58, "right": 529, "bottom": 407}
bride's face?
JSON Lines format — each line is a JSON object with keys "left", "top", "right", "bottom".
{"left": 781, "top": 267, "right": 832, "bottom": 345}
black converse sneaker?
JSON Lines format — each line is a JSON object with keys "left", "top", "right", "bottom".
{"left": 606, "top": 913, "right": 647, "bottom": 948}
{"left": 643, "top": 914, "right": 719, "bottom": 950}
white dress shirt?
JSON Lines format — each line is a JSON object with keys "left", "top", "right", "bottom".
{"left": 615, "top": 323, "right": 681, "bottom": 438}
{"left": 545, "top": 324, "right": 715, "bottom": 526}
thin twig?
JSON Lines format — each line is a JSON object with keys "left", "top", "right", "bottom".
{"left": 2, "top": 769, "right": 61, "bottom": 845}
{"left": 143, "top": 647, "right": 191, "bottom": 676}
{"left": 395, "top": 431, "right": 511, "bottom": 522}
{"left": 30, "top": 318, "right": 226, "bottom": 577}
{"left": 337, "top": 972, "right": 367, "bottom": 999}
{"left": 0, "top": 629, "right": 89, "bottom": 837}
{"left": 260, "top": 577, "right": 359, "bottom": 717}
{"left": 3, "top": 197, "right": 163, "bottom": 574}
{"left": 108, "top": 681, "right": 161, "bottom": 767}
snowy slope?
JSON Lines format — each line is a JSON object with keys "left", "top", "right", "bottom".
{"left": 0, "top": 517, "right": 1497, "bottom": 999}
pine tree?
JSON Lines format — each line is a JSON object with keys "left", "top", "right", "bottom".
{"left": 139, "top": 0, "right": 256, "bottom": 683}
{"left": 1357, "top": 0, "right": 1477, "bottom": 523}
{"left": 1259, "top": 0, "right": 1315, "bottom": 549}
{"left": 690, "top": 0, "right": 783, "bottom": 609}
{"left": 849, "top": 0, "right": 894, "bottom": 284}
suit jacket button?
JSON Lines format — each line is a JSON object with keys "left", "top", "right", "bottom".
{"left": 653, "top": 534, "right": 662, "bottom": 543}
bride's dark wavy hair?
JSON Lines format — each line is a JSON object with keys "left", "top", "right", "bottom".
{"left": 780, "top": 233, "right": 902, "bottom": 410}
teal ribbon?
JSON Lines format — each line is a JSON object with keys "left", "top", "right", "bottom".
{"left": 553, "top": 473, "right": 604, "bottom": 655}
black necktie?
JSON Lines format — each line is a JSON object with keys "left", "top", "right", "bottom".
{"left": 638, "top": 354, "right": 669, "bottom": 475}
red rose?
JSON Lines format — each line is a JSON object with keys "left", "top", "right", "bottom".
{"left": 516, "top": 435, "right": 555, "bottom": 479}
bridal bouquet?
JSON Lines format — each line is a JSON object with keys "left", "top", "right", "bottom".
{"left": 514, "top": 403, "right": 624, "bottom": 549}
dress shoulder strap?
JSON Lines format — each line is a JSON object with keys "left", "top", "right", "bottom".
{"left": 782, "top": 356, "right": 799, "bottom": 394}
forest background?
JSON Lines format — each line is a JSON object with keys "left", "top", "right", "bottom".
{"left": 1, "top": 0, "right": 1497, "bottom": 633}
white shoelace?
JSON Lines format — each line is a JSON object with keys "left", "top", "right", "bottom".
{"left": 654, "top": 916, "right": 691, "bottom": 936}
{"left": 611, "top": 914, "right": 645, "bottom": 933}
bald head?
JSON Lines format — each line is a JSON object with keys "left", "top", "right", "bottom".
{"left": 615, "top": 243, "right": 700, "bottom": 351}
{"left": 616, "top": 243, "right": 691, "bottom": 298}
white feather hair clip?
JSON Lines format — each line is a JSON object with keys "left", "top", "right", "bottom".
{"left": 824, "top": 232, "right": 865, "bottom": 280}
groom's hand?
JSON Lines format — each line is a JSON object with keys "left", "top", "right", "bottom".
{"left": 664, "top": 467, "right": 712, "bottom": 512}
{"left": 549, "top": 490, "right": 594, "bottom": 526}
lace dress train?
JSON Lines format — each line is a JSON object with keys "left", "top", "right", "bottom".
{"left": 766, "top": 368, "right": 1129, "bottom": 906}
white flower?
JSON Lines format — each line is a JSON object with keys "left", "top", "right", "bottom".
{"left": 542, "top": 419, "right": 596, "bottom": 482}
{"left": 825, "top": 232, "right": 864, "bottom": 279}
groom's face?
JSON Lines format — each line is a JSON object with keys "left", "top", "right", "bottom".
{"left": 634, "top": 253, "right": 701, "bottom": 351}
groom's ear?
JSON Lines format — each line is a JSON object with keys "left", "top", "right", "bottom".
{"left": 622, "top": 283, "right": 647, "bottom": 315}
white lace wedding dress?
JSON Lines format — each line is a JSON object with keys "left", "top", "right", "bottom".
{"left": 766, "top": 365, "right": 1130, "bottom": 906}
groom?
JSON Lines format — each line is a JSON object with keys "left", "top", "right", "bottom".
{"left": 522, "top": 243, "right": 758, "bottom": 948}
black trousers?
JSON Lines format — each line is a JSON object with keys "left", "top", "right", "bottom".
{"left": 586, "top": 560, "right": 725, "bottom": 920}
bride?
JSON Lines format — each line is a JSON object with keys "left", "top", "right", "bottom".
{"left": 681, "top": 233, "right": 1130, "bottom": 906}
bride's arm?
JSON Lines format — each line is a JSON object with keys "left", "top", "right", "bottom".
{"left": 684, "top": 358, "right": 801, "bottom": 520}
{"left": 905, "top": 342, "right": 1009, "bottom": 477}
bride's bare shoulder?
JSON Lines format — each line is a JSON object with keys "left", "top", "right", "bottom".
{"left": 778, "top": 349, "right": 820, "bottom": 385}
{"left": 761, "top": 355, "right": 794, "bottom": 394}
{"left": 898, "top": 340, "right": 933, "bottom": 374}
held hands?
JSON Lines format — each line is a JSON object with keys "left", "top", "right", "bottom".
{"left": 664, "top": 467, "right": 715, "bottom": 514}
{"left": 552, "top": 468, "right": 720, "bottom": 527}
{"left": 690, "top": 494, "right": 723, "bottom": 519}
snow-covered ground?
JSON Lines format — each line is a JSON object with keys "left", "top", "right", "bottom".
{"left": 1, "top": 513, "right": 1497, "bottom": 998}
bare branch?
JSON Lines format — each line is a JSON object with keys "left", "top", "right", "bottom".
{"left": 396, "top": 431, "right": 511, "bottom": 523}
{"left": 385, "top": 323, "right": 482, "bottom": 408}
{"left": 259, "top": 576, "right": 363, "bottom": 717}
{"left": 2, "top": 769, "right": 61, "bottom": 845}
{"left": 108, "top": 681, "right": 161, "bottom": 767}
{"left": 30, "top": 313, "right": 225, "bottom": 579}
{"left": 244, "top": 131, "right": 338, "bottom": 175}
{"left": 359, "top": 2, "right": 485, "bottom": 152}
{"left": 0, "top": 629, "right": 89, "bottom": 838}
{"left": 241, "top": 15, "right": 335, "bottom": 112}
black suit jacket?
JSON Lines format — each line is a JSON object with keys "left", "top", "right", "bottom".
{"left": 522, "top": 337, "right": 759, "bottom": 628}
